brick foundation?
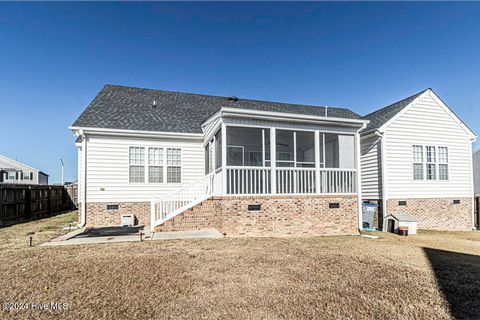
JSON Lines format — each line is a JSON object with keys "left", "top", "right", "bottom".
{"left": 84, "top": 202, "right": 151, "bottom": 227}
{"left": 386, "top": 197, "right": 473, "bottom": 231}
{"left": 156, "top": 195, "right": 359, "bottom": 237}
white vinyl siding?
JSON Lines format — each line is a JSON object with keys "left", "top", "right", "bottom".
{"left": 384, "top": 91, "right": 472, "bottom": 199}
{"left": 360, "top": 135, "right": 382, "bottom": 199}
{"left": 85, "top": 135, "right": 204, "bottom": 202}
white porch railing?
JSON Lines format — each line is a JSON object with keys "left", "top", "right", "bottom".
{"left": 319, "top": 168, "right": 356, "bottom": 194}
{"left": 151, "top": 172, "right": 215, "bottom": 230}
{"left": 226, "top": 167, "right": 271, "bottom": 194}
{"left": 225, "top": 167, "right": 356, "bottom": 195}
{"left": 276, "top": 167, "right": 316, "bottom": 194}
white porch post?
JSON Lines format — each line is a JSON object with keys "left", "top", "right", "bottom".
{"left": 221, "top": 123, "right": 227, "bottom": 194}
{"left": 270, "top": 127, "right": 276, "bottom": 194}
{"left": 355, "top": 130, "right": 363, "bottom": 230}
{"left": 212, "top": 138, "right": 216, "bottom": 173}
{"left": 314, "top": 130, "right": 320, "bottom": 194}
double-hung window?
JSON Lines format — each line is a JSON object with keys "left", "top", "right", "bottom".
{"left": 426, "top": 146, "right": 436, "bottom": 180}
{"left": 412, "top": 145, "right": 448, "bottom": 181}
{"left": 167, "top": 148, "right": 182, "bottom": 183}
{"left": 129, "top": 146, "right": 182, "bottom": 184}
{"left": 129, "top": 147, "right": 145, "bottom": 183}
{"left": 148, "top": 147, "right": 163, "bottom": 183}
{"left": 412, "top": 145, "right": 424, "bottom": 180}
{"left": 438, "top": 147, "right": 449, "bottom": 180}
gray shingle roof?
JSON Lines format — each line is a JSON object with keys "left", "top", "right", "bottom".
{"left": 361, "top": 89, "right": 429, "bottom": 133}
{"left": 72, "top": 84, "right": 361, "bottom": 134}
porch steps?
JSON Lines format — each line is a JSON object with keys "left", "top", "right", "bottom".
{"left": 154, "top": 197, "right": 219, "bottom": 233}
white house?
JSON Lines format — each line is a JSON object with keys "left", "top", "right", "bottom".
{"left": 71, "top": 85, "right": 367, "bottom": 236}
{"left": 71, "top": 85, "right": 476, "bottom": 236}
{"left": 361, "top": 89, "right": 476, "bottom": 231}
{"left": 0, "top": 154, "right": 49, "bottom": 185}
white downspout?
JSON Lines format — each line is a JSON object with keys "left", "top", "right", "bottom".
{"left": 79, "top": 130, "right": 87, "bottom": 227}
{"left": 376, "top": 130, "right": 388, "bottom": 231}
{"left": 356, "top": 123, "right": 368, "bottom": 230}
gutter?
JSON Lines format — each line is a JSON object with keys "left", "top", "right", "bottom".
{"left": 69, "top": 126, "right": 204, "bottom": 140}
{"left": 220, "top": 107, "right": 369, "bottom": 127}
{"left": 356, "top": 122, "right": 368, "bottom": 231}
{"left": 375, "top": 130, "right": 388, "bottom": 231}
{"left": 79, "top": 130, "right": 87, "bottom": 228}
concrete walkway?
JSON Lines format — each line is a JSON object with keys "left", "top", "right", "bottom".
{"left": 40, "top": 229, "right": 224, "bottom": 246}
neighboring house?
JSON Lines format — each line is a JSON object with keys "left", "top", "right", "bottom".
{"left": 474, "top": 149, "right": 480, "bottom": 196}
{"left": 0, "top": 155, "right": 49, "bottom": 185}
{"left": 361, "top": 89, "right": 476, "bottom": 231}
{"left": 71, "top": 85, "right": 367, "bottom": 236}
{"left": 72, "top": 85, "right": 476, "bottom": 235}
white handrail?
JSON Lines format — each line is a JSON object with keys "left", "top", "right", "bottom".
{"left": 151, "top": 172, "right": 215, "bottom": 231}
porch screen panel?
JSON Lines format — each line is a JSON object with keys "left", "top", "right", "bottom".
{"left": 226, "top": 127, "right": 268, "bottom": 166}
{"left": 296, "top": 131, "right": 315, "bottom": 167}
{"left": 226, "top": 127, "right": 270, "bottom": 195}
{"left": 215, "top": 130, "right": 222, "bottom": 170}
{"left": 276, "top": 130, "right": 294, "bottom": 167}
{"left": 338, "top": 135, "right": 355, "bottom": 169}
{"left": 321, "top": 133, "right": 355, "bottom": 169}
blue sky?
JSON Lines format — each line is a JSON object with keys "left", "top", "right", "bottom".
{"left": 0, "top": 2, "right": 479, "bottom": 183}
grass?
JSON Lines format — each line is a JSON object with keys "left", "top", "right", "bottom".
{"left": 1, "top": 212, "right": 479, "bottom": 319}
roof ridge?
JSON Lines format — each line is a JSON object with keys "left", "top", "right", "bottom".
{"left": 72, "top": 84, "right": 362, "bottom": 134}
{"left": 103, "top": 84, "right": 356, "bottom": 113}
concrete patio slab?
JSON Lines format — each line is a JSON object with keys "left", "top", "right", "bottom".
{"left": 40, "top": 229, "right": 224, "bottom": 246}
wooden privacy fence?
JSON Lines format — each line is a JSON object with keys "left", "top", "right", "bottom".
{"left": 0, "top": 184, "right": 74, "bottom": 227}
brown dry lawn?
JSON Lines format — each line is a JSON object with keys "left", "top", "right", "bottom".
{"left": 1, "top": 212, "right": 480, "bottom": 320}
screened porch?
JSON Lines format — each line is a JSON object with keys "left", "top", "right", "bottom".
{"left": 204, "top": 124, "right": 358, "bottom": 196}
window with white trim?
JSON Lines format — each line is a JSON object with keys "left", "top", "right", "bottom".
{"left": 129, "top": 147, "right": 145, "bottom": 183}
{"left": 167, "top": 148, "right": 181, "bottom": 183}
{"left": 23, "top": 172, "right": 31, "bottom": 180}
{"left": 148, "top": 147, "right": 163, "bottom": 183}
{"left": 412, "top": 145, "right": 424, "bottom": 180}
{"left": 426, "top": 146, "right": 436, "bottom": 180}
{"left": 438, "top": 147, "right": 449, "bottom": 180}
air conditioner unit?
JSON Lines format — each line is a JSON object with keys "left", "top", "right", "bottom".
{"left": 121, "top": 214, "right": 135, "bottom": 227}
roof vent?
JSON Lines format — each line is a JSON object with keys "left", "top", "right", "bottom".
{"left": 228, "top": 96, "right": 239, "bottom": 102}
{"left": 152, "top": 100, "right": 157, "bottom": 108}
